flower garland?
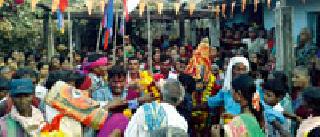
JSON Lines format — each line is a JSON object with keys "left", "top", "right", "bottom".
{"left": 202, "top": 74, "right": 216, "bottom": 102}
{"left": 191, "top": 74, "right": 216, "bottom": 130}
{"left": 139, "top": 71, "right": 161, "bottom": 102}
{"left": 192, "top": 74, "right": 216, "bottom": 106}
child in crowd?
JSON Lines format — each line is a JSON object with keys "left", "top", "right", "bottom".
{"left": 263, "top": 79, "right": 292, "bottom": 137}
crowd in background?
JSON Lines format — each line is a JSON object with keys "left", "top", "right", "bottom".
{"left": 0, "top": 23, "right": 319, "bottom": 137}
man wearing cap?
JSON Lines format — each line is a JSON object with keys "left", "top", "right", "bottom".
{"left": 0, "top": 78, "right": 46, "bottom": 137}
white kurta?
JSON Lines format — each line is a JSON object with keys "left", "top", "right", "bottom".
{"left": 124, "top": 103, "right": 188, "bottom": 137}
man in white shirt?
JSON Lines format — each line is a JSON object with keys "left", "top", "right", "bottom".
{"left": 125, "top": 79, "right": 188, "bottom": 137}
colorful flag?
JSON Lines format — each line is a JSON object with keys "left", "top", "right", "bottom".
{"left": 104, "top": 30, "right": 109, "bottom": 50}
{"left": 57, "top": 9, "right": 64, "bottom": 33}
{"left": 59, "top": 0, "right": 68, "bottom": 12}
{"left": 103, "top": 3, "right": 108, "bottom": 28}
{"left": 120, "top": 18, "right": 125, "bottom": 36}
{"left": 107, "top": 0, "right": 114, "bottom": 32}
{"left": 123, "top": 0, "right": 129, "bottom": 22}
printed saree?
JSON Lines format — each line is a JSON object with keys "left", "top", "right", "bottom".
{"left": 45, "top": 81, "right": 108, "bottom": 130}
{"left": 224, "top": 113, "right": 265, "bottom": 137}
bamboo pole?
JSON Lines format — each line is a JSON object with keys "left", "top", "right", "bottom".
{"left": 68, "top": 11, "right": 73, "bottom": 66}
{"left": 147, "top": 4, "right": 152, "bottom": 73}
{"left": 96, "top": 23, "right": 102, "bottom": 53}
{"left": 113, "top": 5, "right": 119, "bottom": 65}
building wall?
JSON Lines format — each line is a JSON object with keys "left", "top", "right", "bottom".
{"left": 264, "top": 0, "right": 320, "bottom": 43}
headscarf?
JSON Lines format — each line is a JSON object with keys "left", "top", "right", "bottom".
{"left": 223, "top": 57, "right": 250, "bottom": 91}
{"left": 82, "top": 57, "right": 108, "bottom": 74}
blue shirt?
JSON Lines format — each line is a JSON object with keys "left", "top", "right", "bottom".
{"left": 207, "top": 89, "right": 241, "bottom": 115}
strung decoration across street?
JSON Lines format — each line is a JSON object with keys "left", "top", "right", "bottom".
{"left": 174, "top": 2, "right": 180, "bottom": 15}
{"left": 59, "top": 0, "right": 68, "bottom": 12}
{"left": 267, "top": 0, "right": 271, "bottom": 9}
{"left": 31, "top": 0, "right": 37, "bottom": 12}
{"left": 157, "top": 2, "right": 163, "bottom": 15}
{"left": 231, "top": 1, "right": 235, "bottom": 17}
{"left": 254, "top": 0, "right": 259, "bottom": 13}
{"left": 124, "top": 0, "right": 129, "bottom": 22}
{"left": 86, "top": 0, "right": 93, "bottom": 15}
{"left": 57, "top": 9, "right": 64, "bottom": 33}
{"left": 100, "top": 0, "right": 105, "bottom": 12}
{"left": 242, "top": 0, "right": 246, "bottom": 13}
{"left": 52, "top": 0, "right": 59, "bottom": 12}
{"left": 222, "top": 3, "right": 226, "bottom": 18}
{"left": 215, "top": 5, "right": 220, "bottom": 18}
{"left": 0, "top": 0, "right": 3, "bottom": 7}
{"left": 15, "top": 0, "right": 24, "bottom": 4}
{"left": 189, "top": 1, "right": 195, "bottom": 15}
{"left": 139, "top": 2, "right": 145, "bottom": 17}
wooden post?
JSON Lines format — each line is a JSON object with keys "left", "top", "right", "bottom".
{"left": 96, "top": 23, "right": 102, "bottom": 53}
{"left": 275, "top": 0, "right": 294, "bottom": 91}
{"left": 68, "top": 11, "right": 73, "bottom": 66}
{"left": 147, "top": 4, "right": 152, "bottom": 73}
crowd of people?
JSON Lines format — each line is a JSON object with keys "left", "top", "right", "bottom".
{"left": 0, "top": 25, "right": 319, "bottom": 137}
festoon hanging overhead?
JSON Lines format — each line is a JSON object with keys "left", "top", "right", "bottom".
{"left": 222, "top": 2, "right": 226, "bottom": 18}
{"left": 139, "top": 0, "right": 145, "bottom": 16}
{"left": 157, "top": 0, "right": 163, "bottom": 15}
{"left": 189, "top": 1, "right": 195, "bottom": 15}
{"left": 231, "top": 1, "right": 236, "bottom": 17}
{"left": 254, "top": 0, "right": 259, "bottom": 13}
{"left": 242, "top": 0, "right": 246, "bottom": 13}
{"left": 86, "top": 0, "right": 93, "bottom": 15}
{"left": 174, "top": 2, "right": 180, "bottom": 15}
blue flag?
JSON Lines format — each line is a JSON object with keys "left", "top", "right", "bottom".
{"left": 103, "top": 3, "right": 108, "bottom": 28}
{"left": 107, "top": 0, "right": 114, "bottom": 31}
{"left": 57, "top": 9, "right": 63, "bottom": 29}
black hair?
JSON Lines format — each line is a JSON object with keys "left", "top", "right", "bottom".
{"left": 37, "top": 62, "right": 49, "bottom": 71}
{"left": 307, "top": 127, "right": 320, "bottom": 137}
{"left": 310, "top": 69, "right": 320, "bottom": 87}
{"left": 178, "top": 74, "right": 195, "bottom": 94}
{"left": 128, "top": 57, "right": 139, "bottom": 63}
{"left": 87, "top": 54, "right": 104, "bottom": 62}
{"left": 45, "top": 70, "right": 75, "bottom": 89}
{"left": 232, "top": 74, "right": 263, "bottom": 124}
{"left": 302, "top": 87, "right": 320, "bottom": 110}
{"left": 264, "top": 79, "right": 287, "bottom": 98}
{"left": 74, "top": 73, "right": 86, "bottom": 89}
{"left": 13, "top": 68, "right": 39, "bottom": 82}
{"left": 108, "top": 65, "right": 127, "bottom": 79}
{"left": 160, "top": 55, "right": 171, "bottom": 63}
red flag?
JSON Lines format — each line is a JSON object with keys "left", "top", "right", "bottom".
{"left": 104, "top": 30, "right": 109, "bottom": 50}
{"left": 15, "top": 0, "right": 24, "bottom": 4}
{"left": 123, "top": 0, "right": 129, "bottom": 22}
{"left": 59, "top": 0, "right": 68, "bottom": 12}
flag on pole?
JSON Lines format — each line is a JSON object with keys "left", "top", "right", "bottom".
{"left": 107, "top": 0, "right": 114, "bottom": 31}
{"left": 103, "top": 0, "right": 114, "bottom": 50}
{"left": 120, "top": 18, "right": 124, "bottom": 36}
{"left": 103, "top": 3, "right": 108, "bottom": 28}
{"left": 123, "top": 0, "right": 129, "bottom": 22}
{"left": 57, "top": 9, "right": 64, "bottom": 33}
{"left": 59, "top": 0, "right": 68, "bottom": 12}
{"left": 104, "top": 30, "right": 109, "bottom": 50}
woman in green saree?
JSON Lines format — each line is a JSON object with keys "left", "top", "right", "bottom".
{"left": 212, "top": 74, "right": 265, "bottom": 137}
